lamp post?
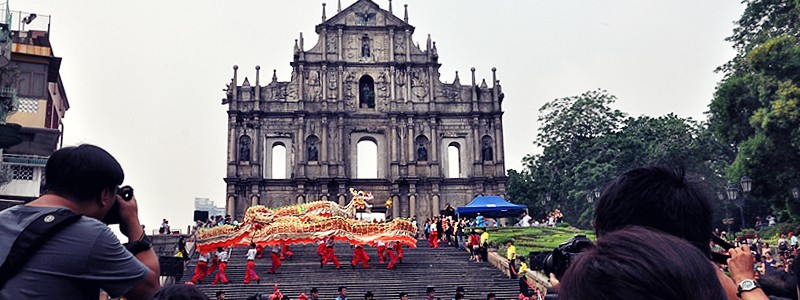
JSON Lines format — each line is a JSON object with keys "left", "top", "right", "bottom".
{"left": 792, "top": 187, "right": 799, "bottom": 201}
{"left": 586, "top": 190, "right": 595, "bottom": 204}
{"left": 740, "top": 176, "right": 753, "bottom": 228}
{"left": 593, "top": 187, "right": 601, "bottom": 201}
{"left": 727, "top": 183, "right": 746, "bottom": 230}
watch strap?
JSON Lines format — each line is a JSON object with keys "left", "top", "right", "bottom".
{"left": 124, "top": 240, "right": 152, "bottom": 256}
{"left": 736, "top": 279, "right": 760, "bottom": 297}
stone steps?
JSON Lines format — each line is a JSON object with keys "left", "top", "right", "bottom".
{"left": 184, "top": 241, "right": 521, "bottom": 299}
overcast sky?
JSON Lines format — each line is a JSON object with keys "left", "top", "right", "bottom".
{"left": 15, "top": 0, "right": 744, "bottom": 231}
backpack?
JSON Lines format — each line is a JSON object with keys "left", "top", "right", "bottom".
{"left": 779, "top": 240, "right": 788, "bottom": 251}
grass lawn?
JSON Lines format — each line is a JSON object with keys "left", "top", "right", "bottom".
{"left": 476, "top": 226, "right": 595, "bottom": 257}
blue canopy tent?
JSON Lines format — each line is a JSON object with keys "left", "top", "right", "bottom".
{"left": 455, "top": 196, "right": 528, "bottom": 218}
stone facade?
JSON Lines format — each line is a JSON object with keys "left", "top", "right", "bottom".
{"left": 223, "top": 0, "right": 507, "bottom": 220}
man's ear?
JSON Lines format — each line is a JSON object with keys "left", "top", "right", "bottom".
{"left": 99, "top": 187, "right": 117, "bottom": 207}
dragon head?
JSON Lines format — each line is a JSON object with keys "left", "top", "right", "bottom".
{"left": 349, "top": 188, "right": 374, "bottom": 210}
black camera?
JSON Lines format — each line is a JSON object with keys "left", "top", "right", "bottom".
{"left": 535, "top": 234, "right": 593, "bottom": 279}
{"left": 102, "top": 185, "right": 134, "bottom": 225}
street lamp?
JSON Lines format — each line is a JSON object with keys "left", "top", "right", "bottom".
{"left": 727, "top": 182, "right": 747, "bottom": 229}
{"left": 740, "top": 176, "right": 753, "bottom": 193}
{"left": 593, "top": 187, "right": 601, "bottom": 200}
{"left": 586, "top": 191, "right": 595, "bottom": 204}
{"left": 792, "top": 187, "right": 799, "bottom": 200}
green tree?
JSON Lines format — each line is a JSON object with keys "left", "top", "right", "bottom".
{"left": 510, "top": 90, "right": 729, "bottom": 229}
{"left": 709, "top": 33, "right": 800, "bottom": 223}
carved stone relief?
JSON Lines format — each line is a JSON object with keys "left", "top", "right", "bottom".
{"left": 306, "top": 70, "right": 322, "bottom": 101}
{"left": 344, "top": 71, "right": 357, "bottom": 109}
{"left": 326, "top": 34, "right": 337, "bottom": 54}
{"left": 395, "top": 69, "right": 407, "bottom": 101}
{"left": 411, "top": 69, "right": 428, "bottom": 101}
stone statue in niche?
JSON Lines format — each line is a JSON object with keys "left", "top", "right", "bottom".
{"left": 417, "top": 143, "right": 428, "bottom": 161}
{"left": 361, "top": 35, "right": 371, "bottom": 57}
{"left": 328, "top": 71, "right": 338, "bottom": 99}
{"left": 482, "top": 140, "right": 493, "bottom": 161}
{"left": 395, "top": 69, "right": 406, "bottom": 101}
{"left": 327, "top": 35, "right": 337, "bottom": 54}
{"left": 308, "top": 142, "right": 319, "bottom": 162}
{"left": 360, "top": 84, "right": 375, "bottom": 108}
{"left": 239, "top": 136, "right": 251, "bottom": 162}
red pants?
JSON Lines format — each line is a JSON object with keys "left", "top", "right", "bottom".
{"left": 269, "top": 252, "right": 281, "bottom": 273}
{"left": 212, "top": 262, "right": 228, "bottom": 284}
{"left": 351, "top": 248, "right": 370, "bottom": 268}
{"left": 244, "top": 260, "right": 259, "bottom": 283}
{"left": 281, "top": 245, "right": 293, "bottom": 260}
{"left": 377, "top": 246, "right": 386, "bottom": 263}
{"left": 322, "top": 247, "right": 341, "bottom": 268}
{"left": 395, "top": 244, "right": 404, "bottom": 261}
{"left": 317, "top": 243, "right": 327, "bottom": 260}
{"left": 386, "top": 249, "right": 398, "bottom": 269}
{"left": 191, "top": 261, "right": 208, "bottom": 283}
{"left": 206, "top": 259, "right": 218, "bottom": 277}
{"left": 430, "top": 232, "right": 439, "bottom": 248}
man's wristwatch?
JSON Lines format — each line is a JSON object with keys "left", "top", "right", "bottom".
{"left": 736, "top": 279, "right": 760, "bottom": 297}
{"left": 124, "top": 240, "right": 153, "bottom": 255}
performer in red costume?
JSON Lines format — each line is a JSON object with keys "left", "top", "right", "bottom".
{"left": 191, "top": 251, "right": 211, "bottom": 284}
{"left": 321, "top": 236, "right": 341, "bottom": 269}
{"left": 385, "top": 241, "right": 398, "bottom": 269}
{"left": 316, "top": 239, "right": 327, "bottom": 261}
{"left": 394, "top": 241, "right": 404, "bottom": 263}
{"left": 244, "top": 243, "right": 261, "bottom": 284}
{"left": 376, "top": 241, "right": 387, "bottom": 264}
{"left": 429, "top": 218, "right": 439, "bottom": 249}
{"left": 351, "top": 244, "right": 370, "bottom": 269}
{"left": 206, "top": 252, "right": 219, "bottom": 278}
{"left": 211, "top": 247, "right": 230, "bottom": 284}
{"left": 268, "top": 244, "right": 282, "bottom": 273}
{"left": 281, "top": 242, "right": 293, "bottom": 260}
{"left": 256, "top": 244, "right": 265, "bottom": 259}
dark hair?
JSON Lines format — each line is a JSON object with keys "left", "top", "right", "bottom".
{"left": 760, "top": 272, "right": 798, "bottom": 300}
{"left": 44, "top": 144, "right": 124, "bottom": 202}
{"left": 398, "top": 293, "right": 408, "bottom": 298}
{"left": 216, "top": 291, "right": 225, "bottom": 297}
{"left": 559, "top": 226, "right": 727, "bottom": 300}
{"left": 339, "top": 286, "right": 347, "bottom": 292}
{"left": 593, "top": 165, "right": 714, "bottom": 256}
{"left": 486, "top": 293, "right": 495, "bottom": 300}
{"left": 150, "top": 284, "right": 210, "bottom": 300}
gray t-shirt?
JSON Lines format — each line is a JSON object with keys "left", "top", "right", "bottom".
{"left": 0, "top": 206, "right": 149, "bottom": 299}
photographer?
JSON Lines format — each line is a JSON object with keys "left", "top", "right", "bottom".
{"left": 0, "top": 144, "right": 160, "bottom": 299}
{"left": 550, "top": 165, "right": 767, "bottom": 300}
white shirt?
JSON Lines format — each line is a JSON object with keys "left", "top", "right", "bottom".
{"left": 216, "top": 250, "right": 230, "bottom": 262}
{"left": 377, "top": 241, "right": 386, "bottom": 247}
{"left": 199, "top": 252, "right": 210, "bottom": 262}
{"left": 247, "top": 248, "right": 257, "bottom": 260}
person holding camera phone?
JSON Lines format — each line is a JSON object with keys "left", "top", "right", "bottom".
{"left": 0, "top": 144, "right": 160, "bottom": 299}
{"left": 550, "top": 165, "right": 768, "bottom": 300}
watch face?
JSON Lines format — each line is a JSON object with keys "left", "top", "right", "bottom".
{"left": 741, "top": 280, "right": 756, "bottom": 290}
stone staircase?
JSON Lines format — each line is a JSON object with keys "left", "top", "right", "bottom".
{"left": 182, "top": 240, "right": 520, "bottom": 300}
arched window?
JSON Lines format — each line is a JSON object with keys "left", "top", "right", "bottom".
{"left": 447, "top": 142, "right": 460, "bottom": 178}
{"left": 239, "top": 135, "right": 251, "bottom": 162}
{"left": 357, "top": 139, "right": 378, "bottom": 178}
{"left": 271, "top": 143, "right": 287, "bottom": 179}
{"left": 359, "top": 76, "right": 375, "bottom": 109}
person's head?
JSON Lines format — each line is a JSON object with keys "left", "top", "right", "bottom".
{"left": 217, "top": 247, "right": 223, "bottom": 253}
{"left": 43, "top": 144, "right": 125, "bottom": 216}
{"left": 150, "top": 284, "right": 210, "bottom": 300}
{"left": 593, "top": 165, "right": 714, "bottom": 256}
{"left": 758, "top": 272, "right": 797, "bottom": 300}
{"left": 559, "top": 226, "right": 727, "bottom": 300}
{"left": 455, "top": 286, "right": 465, "bottom": 295}
{"left": 399, "top": 292, "right": 408, "bottom": 300}
{"left": 426, "top": 287, "right": 436, "bottom": 296}
{"left": 216, "top": 291, "right": 226, "bottom": 300}
{"left": 486, "top": 293, "right": 496, "bottom": 300}
{"left": 506, "top": 240, "right": 513, "bottom": 246}
{"left": 339, "top": 286, "right": 347, "bottom": 295}
{"left": 365, "top": 291, "right": 374, "bottom": 300}
{"left": 250, "top": 243, "right": 256, "bottom": 249}
{"left": 310, "top": 288, "right": 319, "bottom": 297}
